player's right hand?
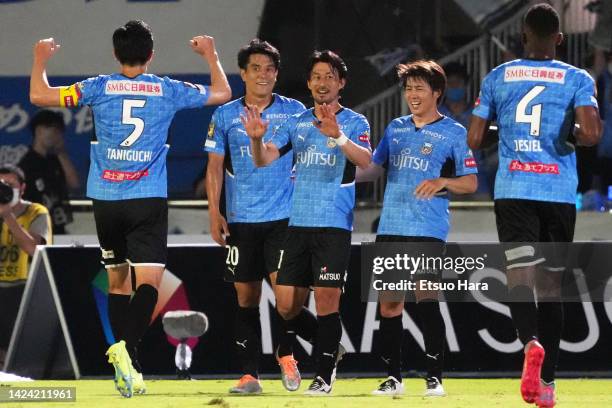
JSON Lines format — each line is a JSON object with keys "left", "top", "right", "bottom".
{"left": 210, "top": 212, "right": 230, "bottom": 246}
{"left": 33, "top": 38, "right": 61, "bottom": 62}
{"left": 240, "top": 105, "right": 269, "bottom": 140}
{"left": 190, "top": 35, "right": 217, "bottom": 60}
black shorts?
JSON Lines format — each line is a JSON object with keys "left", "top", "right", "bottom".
{"left": 276, "top": 227, "right": 351, "bottom": 288}
{"left": 224, "top": 219, "right": 289, "bottom": 283}
{"left": 375, "top": 235, "right": 445, "bottom": 280}
{"left": 494, "top": 199, "right": 576, "bottom": 270}
{"left": 93, "top": 198, "right": 168, "bottom": 268}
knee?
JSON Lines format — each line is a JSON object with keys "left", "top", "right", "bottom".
{"left": 314, "top": 290, "right": 340, "bottom": 315}
{"left": 276, "top": 301, "right": 299, "bottom": 320}
{"left": 380, "top": 301, "right": 404, "bottom": 318}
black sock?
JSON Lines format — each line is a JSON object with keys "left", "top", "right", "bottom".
{"left": 538, "top": 300, "right": 563, "bottom": 383}
{"left": 315, "top": 312, "right": 341, "bottom": 385}
{"left": 508, "top": 285, "right": 538, "bottom": 345}
{"left": 108, "top": 293, "right": 131, "bottom": 343}
{"left": 417, "top": 299, "right": 445, "bottom": 381}
{"left": 293, "top": 307, "right": 318, "bottom": 344}
{"left": 276, "top": 308, "right": 295, "bottom": 358}
{"left": 122, "top": 284, "right": 158, "bottom": 360}
{"left": 277, "top": 307, "right": 319, "bottom": 358}
{"left": 234, "top": 306, "right": 262, "bottom": 378}
{"left": 379, "top": 314, "right": 403, "bottom": 382}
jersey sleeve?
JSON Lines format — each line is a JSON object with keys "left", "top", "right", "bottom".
{"left": 348, "top": 114, "right": 372, "bottom": 150}
{"left": 372, "top": 124, "right": 391, "bottom": 166}
{"left": 60, "top": 76, "right": 103, "bottom": 107}
{"left": 574, "top": 70, "right": 599, "bottom": 109}
{"left": 472, "top": 71, "right": 497, "bottom": 120}
{"left": 451, "top": 126, "right": 478, "bottom": 176}
{"left": 289, "top": 99, "right": 307, "bottom": 114}
{"left": 164, "top": 77, "right": 210, "bottom": 110}
{"left": 203, "top": 107, "right": 226, "bottom": 155}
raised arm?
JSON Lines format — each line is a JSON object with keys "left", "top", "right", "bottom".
{"left": 315, "top": 104, "right": 371, "bottom": 169}
{"left": 241, "top": 105, "right": 280, "bottom": 167}
{"left": 30, "top": 38, "right": 63, "bottom": 107}
{"left": 190, "top": 35, "right": 231, "bottom": 106}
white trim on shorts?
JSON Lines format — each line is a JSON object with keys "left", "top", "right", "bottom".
{"left": 506, "top": 258, "right": 545, "bottom": 270}
{"left": 104, "top": 262, "right": 129, "bottom": 270}
{"left": 127, "top": 259, "right": 166, "bottom": 268}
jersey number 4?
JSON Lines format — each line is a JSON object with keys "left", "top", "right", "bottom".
{"left": 515, "top": 85, "right": 545, "bottom": 137}
{"left": 120, "top": 99, "right": 146, "bottom": 147}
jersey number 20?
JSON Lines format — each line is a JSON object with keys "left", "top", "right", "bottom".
{"left": 515, "top": 85, "right": 545, "bottom": 137}
{"left": 120, "top": 99, "right": 146, "bottom": 147}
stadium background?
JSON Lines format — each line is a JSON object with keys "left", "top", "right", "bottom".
{"left": 1, "top": 0, "right": 612, "bottom": 385}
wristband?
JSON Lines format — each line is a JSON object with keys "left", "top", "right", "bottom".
{"left": 336, "top": 133, "right": 349, "bottom": 146}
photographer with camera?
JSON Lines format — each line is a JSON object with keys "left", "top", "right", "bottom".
{"left": 0, "top": 165, "right": 52, "bottom": 367}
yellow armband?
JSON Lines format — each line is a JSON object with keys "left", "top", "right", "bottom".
{"left": 59, "top": 84, "right": 81, "bottom": 107}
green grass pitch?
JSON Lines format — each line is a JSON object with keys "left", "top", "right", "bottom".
{"left": 1, "top": 378, "right": 611, "bottom": 407}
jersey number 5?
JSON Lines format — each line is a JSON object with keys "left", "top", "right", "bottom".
{"left": 120, "top": 99, "right": 146, "bottom": 147}
{"left": 515, "top": 85, "right": 545, "bottom": 137}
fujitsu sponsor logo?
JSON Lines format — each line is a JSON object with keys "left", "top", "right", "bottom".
{"left": 390, "top": 148, "right": 429, "bottom": 172}
{"left": 296, "top": 145, "right": 337, "bottom": 167}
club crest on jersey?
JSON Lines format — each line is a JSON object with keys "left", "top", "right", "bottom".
{"left": 421, "top": 142, "right": 433, "bottom": 155}
{"left": 327, "top": 137, "right": 337, "bottom": 148}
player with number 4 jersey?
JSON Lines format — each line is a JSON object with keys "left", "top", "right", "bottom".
{"left": 29, "top": 20, "right": 231, "bottom": 398}
{"left": 468, "top": 4, "right": 601, "bottom": 408}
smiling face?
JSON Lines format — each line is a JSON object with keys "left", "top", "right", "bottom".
{"left": 240, "top": 53, "right": 278, "bottom": 99}
{"left": 307, "top": 62, "right": 345, "bottom": 106}
{"left": 404, "top": 77, "right": 440, "bottom": 118}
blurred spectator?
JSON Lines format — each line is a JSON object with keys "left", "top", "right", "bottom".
{"left": 596, "top": 52, "right": 612, "bottom": 197}
{"left": 441, "top": 62, "right": 496, "bottom": 197}
{"left": 0, "top": 165, "right": 52, "bottom": 366}
{"left": 439, "top": 62, "right": 470, "bottom": 127}
{"left": 18, "top": 110, "right": 79, "bottom": 234}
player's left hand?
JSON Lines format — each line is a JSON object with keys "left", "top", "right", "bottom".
{"left": 414, "top": 178, "right": 448, "bottom": 200}
{"left": 33, "top": 38, "right": 61, "bottom": 62}
{"left": 190, "top": 35, "right": 217, "bottom": 60}
{"left": 313, "top": 103, "right": 341, "bottom": 138}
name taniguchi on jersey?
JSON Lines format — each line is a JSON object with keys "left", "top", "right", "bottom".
{"left": 271, "top": 108, "right": 371, "bottom": 230}
{"left": 374, "top": 116, "right": 477, "bottom": 240}
{"left": 60, "top": 74, "right": 210, "bottom": 200}
{"left": 472, "top": 59, "right": 598, "bottom": 204}
{"left": 204, "top": 94, "right": 305, "bottom": 223}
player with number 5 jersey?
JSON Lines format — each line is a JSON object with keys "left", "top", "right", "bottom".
{"left": 29, "top": 20, "right": 231, "bottom": 398}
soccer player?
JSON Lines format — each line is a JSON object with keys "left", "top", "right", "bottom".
{"left": 242, "top": 50, "right": 372, "bottom": 395}
{"left": 468, "top": 4, "right": 601, "bottom": 407}
{"left": 358, "top": 60, "right": 478, "bottom": 396}
{"left": 204, "top": 39, "right": 312, "bottom": 394}
{"left": 29, "top": 21, "right": 231, "bottom": 397}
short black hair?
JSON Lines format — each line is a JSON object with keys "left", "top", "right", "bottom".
{"left": 397, "top": 60, "right": 447, "bottom": 103}
{"left": 524, "top": 3, "right": 560, "bottom": 38}
{"left": 443, "top": 61, "right": 468, "bottom": 82}
{"left": 307, "top": 50, "right": 348, "bottom": 80}
{"left": 29, "top": 109, "right": 65, "bottom": 134}
{"left": 112, "top": 20, "right": 154, "bottom": 66}
{"left": 0, "top": 165, "right": 25, "bottom": 185}
{"left": 237, "top": 39, "right": 280, "bottom": 71}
